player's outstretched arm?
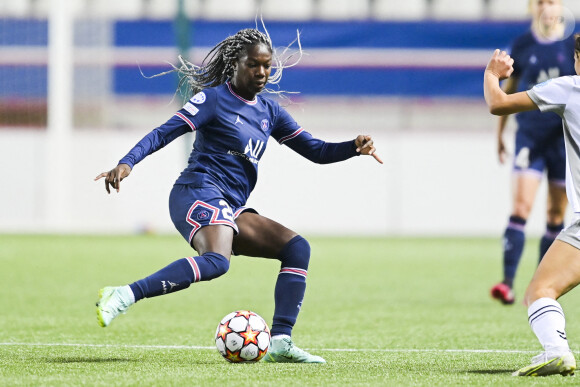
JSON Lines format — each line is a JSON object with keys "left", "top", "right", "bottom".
{"left": 355, "top": 135, "right": 383, "bottom": 164}
{"left": 94, "top": 163, "right": 132, "bottom": 194}
{"left": 484, "top": 49, "right": 538, "bottom": 116}
{"left": 495, "top": 76, "right": 518, "bottom": 164}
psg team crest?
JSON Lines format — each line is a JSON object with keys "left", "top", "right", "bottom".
{"left": 196, "top": 210, "right": 210, "bottom": 220}
{"left": 261, "top": 119, "right": 269, "bottom": 131}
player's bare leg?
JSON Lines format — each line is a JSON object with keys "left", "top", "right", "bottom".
{"left": 514, "top": 240, "right": 580, "bottom": 376}
{"left": 524, "top": 239, "right": 580, "bottom": 308}
{"left": 538, "top": 182, "right": 567, "bottom": 260}
{"left": 234, "top": 212, "right": 325, "bottom": 363}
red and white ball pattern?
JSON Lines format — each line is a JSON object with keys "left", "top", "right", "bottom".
{"left": 215, "top": 310, "right": 271, "bottom": 363}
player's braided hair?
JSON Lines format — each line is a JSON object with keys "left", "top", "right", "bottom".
{"left": 185, "top": 28, "right": 272, "bottom": 91}
{"left": 149, "top": 21, "right": 303, "bottom": 101}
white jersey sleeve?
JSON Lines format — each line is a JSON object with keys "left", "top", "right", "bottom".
{"left": 527, "top": 76, "right": 576, "bottom": 116}
{"left": 527, "top": 75, "right": 580, "bottom": 214}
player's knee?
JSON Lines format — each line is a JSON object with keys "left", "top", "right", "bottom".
{"left": 278, "top": 235, "right": 311, "bottom": 270}
{"left": 546, "top": 208, "right": 565, "bottom": 225}
{"left": 202, "top": 252, "right": 230, "bottom": 280}
{"left": 524, "top": 283, "right": 560, "bottom": 307}
{"left": 512, "top": 202, "right": 532, "bottom": 219}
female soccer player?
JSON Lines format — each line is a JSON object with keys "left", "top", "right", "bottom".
{"left": 491, "top": 0, "right": 575, "bottom": 305}
{"left": 94, "top": 28, "right": 382, "bottom": 364}
{"left": 483, "top": 35, "right": 580, "bottom": 376}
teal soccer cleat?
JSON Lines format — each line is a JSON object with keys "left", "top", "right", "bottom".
{"left": 263, "top": 336, "right": 326, "bottom": 363}
{"left": 96, "top": 286, "right": 134, "bottom": 327}
{"left": 513, "top": 351, "right": 576, "bottom": 377}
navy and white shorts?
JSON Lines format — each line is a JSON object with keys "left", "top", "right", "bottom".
{"left": 169, "top": 184, "right": 254, "bottom": 245}
{"left": 513, "top": 129, "right": 566, "bottom": 185}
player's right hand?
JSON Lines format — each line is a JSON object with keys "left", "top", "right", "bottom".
{"left": 94, "top": 163, "right": 132, "bottom": 194}
{"left": 486, "top": 49, "right": 514, "bottom": 81}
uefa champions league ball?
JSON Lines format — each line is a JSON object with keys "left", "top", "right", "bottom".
{"left": 215, "top": 310, "right": 271, "bottom": 363}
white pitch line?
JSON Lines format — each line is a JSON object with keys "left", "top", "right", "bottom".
{"left": 0, "top": 343, "right": 215, "bottom": 350}
{"left": 0, "top": 342, "right": 552, "bottom": 354}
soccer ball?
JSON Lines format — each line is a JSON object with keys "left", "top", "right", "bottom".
{"left": 215, "top": 310, "right": 271, "bottom": 363}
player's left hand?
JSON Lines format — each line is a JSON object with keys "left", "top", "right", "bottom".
{"left": 355, "top": 135, "right": 383, "bottom": 164}
{"left": 486, "top": 49, "right": 514, "bottom": 81}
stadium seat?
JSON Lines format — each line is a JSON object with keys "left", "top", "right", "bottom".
{"left": 202, "top": 0, "right": 258, "bottom": 20}
{"left": 487, "top": 0, "right": 529, "bottom": 20}
{"left": 0, "top": 0, "right": 31, "bottom": 17}
{"left": 317, "top": 0, "right": 370, "bottom": 20}
{"left": 144, "top": 0, "right": 179, "bottom": 20}
{"left": 183, "top": 0, "right": 204, "bottom": 19}
{"left": 31, "top": 0, "right": 87, "bottom": 18}
{"left": 431, "top": 0, "right": 485, "bottom": 20}
{"left": 564, "top": 0, "right": 580, "bottom": 19}
{"left": 372, "top": 0, "right": 428, "bottom": 20}
{"left": 261, "top": 0, "right": 313, "bottom": 20}
{"left": 86, "top": 0, "right": 144, "bottom": 19}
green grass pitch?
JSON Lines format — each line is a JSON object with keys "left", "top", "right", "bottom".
{"left": 1, "top": 234, "right": 579, "bottom": 385}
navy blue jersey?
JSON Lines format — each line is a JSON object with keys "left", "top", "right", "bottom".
{"left": 509, "top": 31, "right": 575, "bottom": 137}
{"left": 119, "top": 82, "right": 358, "bottom": 207}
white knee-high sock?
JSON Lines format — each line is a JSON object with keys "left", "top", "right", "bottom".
{"left": 528, "top": 297, "right": 570, "bottom": 352}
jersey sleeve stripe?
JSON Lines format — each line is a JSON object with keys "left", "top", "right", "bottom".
{"left": 175, "top": 112, "right": 197, "bottom": 131}
{"left": 278, "top": 128, "right": 304, "bottom": 144}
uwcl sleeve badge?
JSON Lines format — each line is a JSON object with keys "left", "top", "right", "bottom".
{"left": 191, "top": 91, "right": 206, "bottom": 104}
{"left": 260, "top": 119, "right": 269, "bottom": 132}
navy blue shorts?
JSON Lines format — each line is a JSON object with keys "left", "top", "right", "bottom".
{"left": 513, "top": 129, "right": 565, "bottom": 184}
{"left": 169, "top": 184, "right": 254, "bottom": 245}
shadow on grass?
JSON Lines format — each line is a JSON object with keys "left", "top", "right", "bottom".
{"left": 44, "top": 357, "right": 224, "bottom": 365}
{"left": 468, "top": 369, "right": 514, "bottom": 375}
{"left": 45, "top": 357, "right": 135, "bottom": 364}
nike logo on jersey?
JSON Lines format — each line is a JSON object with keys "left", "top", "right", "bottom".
{"left": 235, "top": 115, "right": 243, "bottom": 125}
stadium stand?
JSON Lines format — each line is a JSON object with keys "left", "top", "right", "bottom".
{"left": 85, "top": 0, "right": 144, "bottom": 19}
{"left": 0, "top": 0, "right": 31, "bottom": 17}
{"left": 202, "top": 0, "right": 258, "bottom": 20}
{"left": 373, "top": 0, "right": 429, "bottom": 20}
{"left": 3, "top": 0, "right": 580, "bottom": 20}
{"left": 432, "top": 0, "right": 485, "bottom": 20}
{"left": 144, "top": 0, "right": 179, "bottom": 20}
{"left": 317, "top": 0, "right": 370, "bottom": 20}
{"left": 567, "top": 1, "right": 580, "bottom": 18}
{"left": 487, "top": 0, "right": 530, "bottom": 20}
{"left": 261, "top": 0, "right": 313, "bottom": 21}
